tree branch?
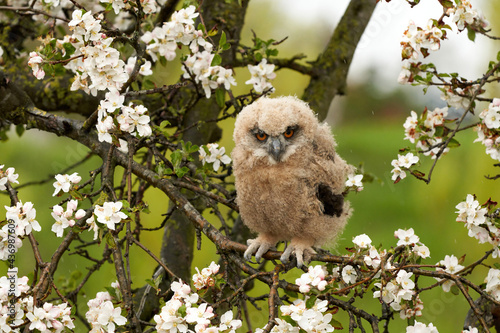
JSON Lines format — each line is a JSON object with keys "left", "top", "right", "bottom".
{"left": 302, "top": 0, "right": 377, "bottom": 120}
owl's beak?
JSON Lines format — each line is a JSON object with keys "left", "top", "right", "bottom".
{"left": 269, "top": 136, "right": 284, "bottom": 162}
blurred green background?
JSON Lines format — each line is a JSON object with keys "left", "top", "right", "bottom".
{"left": 1, "top": 0, "right": 500, "bottom": 332}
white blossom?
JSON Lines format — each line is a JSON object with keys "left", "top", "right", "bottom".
{"left": 26, "top": 301, "right": 75, "bottom": 333}
{"left": 51, "top": 200, "right": 85, "bottom": 237}
{"left": 182, "top": 51, "right": 236, "bottom": 98}
{"left": 435, "top": 255, "right": 464, "bottom": 292}
{"left": 391, "top": 152, "right": 419, "bottom": 181}
{"left": 342, "top": 265, "right": 357, "bottom": 284}
{"left": 28, "top": 51, "right": 45, "bottom": 80}
{"left": 353, "top": 234, "right": 372, "bottom": 248}
{"left": 116, "top": 103, "right": 152, "bottom": 139}
{"left": 245, "top": 59, "right": 276, "bottom": 94}
{"left": 373, "top": 269, "right": 418, "bottom": 318}
{"left": 455, "top": 194, "right": 500, "bottom": 255}
{"left": 5, "top": 201, "right": 41, "bottom": 236}
{"left": 94, "top": 201, "right": 128, "bottom": 230}
{"left": 346, "top": 174, "right": 363, "bottom": 190}
{"left": 449, "top": 1, "right": 487, "bottom": 31}
{"left": 53, "top": 172, "right": 81, "bottom": 196}
{"left": 100, "top": 0, "right": 127, "bottom": 14}
{"left": 0, "top": 165, "right": 19, "bottom": 190}
{"left": 86, "top": 290, "right": 126, "bottom": 333}
{"left": 475, "top": 99, "right": 500, "bottom": 161}
{"left": 97, "top": 301, "right": 127, "bottom": 333}
{"left": 198, "top": 143, "right": 232, "bottom": 171}
{"left": 485, "top": 268, "right": 500, "bottom": 301}
{"left": 295, "top": 265, "right": 328, "bottom": 293}
{"left": 280, "top": 298, "right": 333, "bottom": 333}
{"left": 192, "top": 261, "right": 220, "bottom": 290}
{"left": 185, "top": 303, "right": 214, "bottom": 326}
{"left": 413, "top": 244, "right": 431, "bottom": 259}
{"left": 394, "top": 228, "right": 419, "bottom": 246}
{"left": 219, "top": 310, "right": 242, "bottom": 333}
{"left": 364, "top": 246, "right": 382, "bottom": 268}
{"left": 406, "top": 321, "right": 439, "bottom": 333}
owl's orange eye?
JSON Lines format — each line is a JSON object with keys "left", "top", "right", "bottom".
{"left": 255, "top": 131, "right": 268, "bottom": 141}
{"left": 284, "top": 127, "right": 295, "bottom": 138}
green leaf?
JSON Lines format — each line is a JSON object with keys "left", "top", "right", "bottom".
{"left": 330, "top": 318, "right": 343, "bottom": 330}
{"left": 105, "top": 286, "right": 118, "bottom": 299}
{"left": 284, "top": 289, "right": 298, "bottom": 299}
{"left": 141, "top": 205, "right": 151, "bottom": 214}
{"left": 255, "top": 52, "right": 263, "bottom": 62}
{"left": 215, "top": 88, "right": 226, "bottom": 108}
{"left": 171, "top": 150, "right": 183, "bottom": 168}
{"left": 467, "top": 27, "right": 476, "bottom": 42}
{"left": 155, "top": 161, "right": 166, "bottom": 175}
{"left": 160, "top": 56, "right": 167, "bottom": 67}
{"left": 105, "top": 233, "right": 117, "bottom": 249}
{"left": 186, "top": 142, "right": 199, "bottom": 154}
{"left": 211, "top": 54, "right": 222, "bottom": 66}
{"left": 69, "top": 190, "right": 83, "bottom": 200}
{"left": 434, "top": 126, "right": 444, "bottom": 137}
{"left": 282, "top": 316, "right": 295, "bottom": 326}
{"left": 160, "top": 120, "right": 171, "bottom": 129}
{"left": 208, "top": 26, "right": 218, "bottom": 37}
{"left": 54, "top": 64, "right": 66, "bottom": 76}
{"left": 175, "top": 166, "right": 190, "bottom": 178}
{"left": 267, "top": 49, "right": 279, "bottom": 57}
{"left": 63, "top": 43, "right": 76, "bottom": 57}
{"left": 145, "top": 275, "right": 162, "bottom": 291}
{"left": 305, "top": 295, "right": 317, "bottom": 309}
{"left": 439, "top": 0, "right": 454, "bottom": 9}
{"left": 104, "top": 2, "right": 113, "bottom": 12}
{"left": 450, "top": 284, "right": 460, "bottom": 295}
{"left": 447, "top": 138, "right": 461, "bottom": 148}
{"left": 119, "top": 200, "right": 130, "bottom": 209}
{"left": 15, "top": 124, "right": 25, "bottom": 137}
{"left": 219, "top": 31, "right": 227, "bottom": 48}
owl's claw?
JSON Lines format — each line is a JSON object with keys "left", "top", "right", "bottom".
{"left": 280, "top": 242, "right": 316, "bottom": 268}
{"left": 244, "top": 238, "right": 274, "bottom": 263}
{"left": 279, "top": 245, "right": 293, "bottom": 264}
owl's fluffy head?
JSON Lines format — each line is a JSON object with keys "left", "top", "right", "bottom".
{"left": 233, "top": 96, "right": 320, "bottom": 164}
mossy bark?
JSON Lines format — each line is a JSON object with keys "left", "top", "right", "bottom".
{"left": 302, "top": 0, "right": 377, "bottom": 121}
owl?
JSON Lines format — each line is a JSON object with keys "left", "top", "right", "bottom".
{"left": 232, "top": 96, "right": 352, "bottom": 267}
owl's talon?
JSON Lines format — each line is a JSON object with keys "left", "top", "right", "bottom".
{"left": 244, "top": 239, "right": 259, "bottom": 261}
{"left": 280, "top": 245, "right": 294, "bottom": 264}
{"left": 244, "top": 238, "right": 274, "bottom": 263}
{"left": 281, "top": 242, "right": 316, "bottom": 268}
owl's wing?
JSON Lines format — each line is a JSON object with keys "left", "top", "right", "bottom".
{"left": 316, "top": 184, "right": 344, "bottom": 217}
{"left": 310, "top": 123, "right": 351, "bottom": 217}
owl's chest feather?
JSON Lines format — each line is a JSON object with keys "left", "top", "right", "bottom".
{"left": 235, "top": 161, "right": 322, "bottom": 232}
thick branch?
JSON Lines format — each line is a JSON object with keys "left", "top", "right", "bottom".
{"left": 302, "top": 0, "right": 377, "bottom": 120}
{"left": 0, "top": 68, "right": 100, "bottom": 117}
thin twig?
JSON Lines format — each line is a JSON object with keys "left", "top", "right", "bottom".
{"left": 424, "top": 60, "right": 500, "bottom": 183}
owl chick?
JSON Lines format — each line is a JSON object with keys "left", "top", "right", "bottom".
{"left": 232, "top": 96, "right": 353, "bottom": 267}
